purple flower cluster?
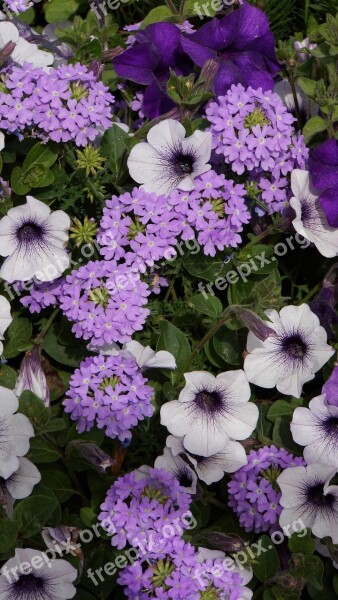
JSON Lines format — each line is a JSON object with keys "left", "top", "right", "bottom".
{"left": 20, "top": 279, "right": 63, "bottom": 313}
{"left": 98, "top": 171, "right": 250, "bottom": 263}
{"left": 64, "top": 354, "right": 154, "bottom": 441}
{"left": 0, "top": 62, "right": 114, "bottom": 146}
{"left": 118, "top": 538, "right": 248, "bottom": 600}
{"left": 59, "top": 260, "right": 150, "bottom": 346}
{"left": 206, "top": 84, "right": 309, "bottom": 211}
{"left": 228, "top": 445, "right": 305, "bottom": 533}
{"left": 3, "top": 0, "right": 32, "bottom": 13}
{"left": 98, "top": 467, "right": 191, "bottom": 552}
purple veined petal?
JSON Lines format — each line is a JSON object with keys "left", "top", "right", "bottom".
{"left": 320, "top": 185, "right": 338, "bottom": 228}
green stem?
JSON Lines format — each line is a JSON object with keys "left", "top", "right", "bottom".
{"left": 179, "top": 306, "right": 236, "bottom": 375}
{"left": 304, "top": 0, "right": 310, "bottom": 30}
{"left": 165, "top": 0, "right": 179, "bottom": 14}
{"left": 33, "top": 308, "right": 60, "bottom": 345}
{"left": 301, "top": 282, "right": 320, "bottom": 304}
{"left": 288, "top": 72, "right": 303, "bottom": 129}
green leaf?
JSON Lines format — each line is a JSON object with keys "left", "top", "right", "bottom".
{"left": 157, "top": 321, "right": 191, "bottom": 366}
{"left": 45, "top": 0, "right": 79, "bottom": 23}
{"left": 18, "top": 391, "right": 51, "bottom": 434}
{"left": 288, "top": 530, "right": 316, "bottom": 555}
{"left": 80, "top": 507, "right": 97, "bottom": 528}
{"left": 100, "top": 124, "right": 129, "bottom": 179}
{"left": 267, "top": 398, "right": 301, "bottom": 422}
{"left": 142, "top": 5, "right": 173, "bottom": 27}
{"left": 11, "top": 166, "right": 31, "bottom": 195}
{"left": 302, "top": 116, "right": 327, "bottom": 143}
{"left": 41, "top": 469, "right": 78, "bottom": 502}
{"left": 291, "top": 554, "right": 324, "bottom": 590}
{"left": 183, "top": 252, "right": 233, "bottom": 282}
{"left": 297, "top": 76, "right": 317, "bottom": 97}
{"left": 0, "top": 519, "right": 20, "bottom": 553}
{"left": 3, "top": 318, "right": 32, "bottom": 359}
{"left": 184, "top": 0, "right": 218, "bottom": 18}
{"left": 0, "top": 365, "right": 17, "bottom": 389}
{"left": 23, "top": 142, "right": 59, "bottom": 170}
{"left": 43, "top": 320, "right": 89, "bottom": 367}
{"left": 252, "top": 535, "right": 280, "bottom": 582}
{"left": 213, "top": 327, "right": 246, "bottom": 366}
{"left": 14, "top": 494, "right": 59, "bottom": 537}
{"left": 190, "top": 294, "right": 222, "bottom": 318}
{"left": 28, "top": 436, "right": 61, "bottom": 463}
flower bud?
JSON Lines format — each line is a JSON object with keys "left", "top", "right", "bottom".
{"left": 15, "top": 347, "right": 50, "bottom": 407}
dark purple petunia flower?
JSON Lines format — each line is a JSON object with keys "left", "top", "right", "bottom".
{"left": 180, "top": 1, "right": 280, "bottom": 96}
{"left": 113, "top": 22, "right": 193, "bottom": 119}
{"left": 309, "top": 139, "right": 338, "bottom": 227}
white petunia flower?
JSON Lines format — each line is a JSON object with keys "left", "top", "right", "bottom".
{"left": 0, "top": 548, "right": 77, "bottom": 599}
{"left": 0, "top": 133, "right": 4, "bottom": 152}
{"left": 154, "top": 446, "right": 197, "bottom": 494}
{"left": 291, "top": 394, "right": 338, "bottom": 466}
{"left": 244, "top": 304, "right": 334, "bottom": 398}
{"left": 127, "top": 119, "right": 212, "bottom": 195}
{"left": 160, "top": 370, "right": 258, "bottom": 457}
{"left": 0, "top": 22, "right": 53, "bottom": 68}
{"left": 0, "top": 387, "right": 34, "bottom": 479}
{"left": 88, "top": 339, "right": 176, "bottom": 370}
{"left": 0, "top": 457, "right": 40, "bottom": 500}
{"left": 166, "top": 434, "right": 247, "bottom": 485}
{"left": 277, "top": 464, "right": 338, "bottom": 543}
{"left": 0, "top": 195, "right": 71, "bottom": 283}
{"left": 0, "top": 295, "right": 12, "bottom": 356}
{"left": 290, "top": 169, "right": 338, "bottom": 258}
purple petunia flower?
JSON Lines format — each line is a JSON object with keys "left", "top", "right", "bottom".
{"left": 181, "top": 1, "right": 280, "bottom": 97}
{"left": 64, "top": 353, "right": 154, "bottom": 442}
{"left": 113, "top": 22, "right": 193, "bottom": 119}
{"left": 309, "top": 139, "right": 338, "bottom": 227}
{"left": 228, "top": 445, "right": 305, "bottom": 533}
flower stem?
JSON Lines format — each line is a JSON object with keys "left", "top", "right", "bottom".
{"left": 178, "top": 306, "right": 236, "bottom": 375}
{"left": 33, "top": 308, "right": 60, "bottom": 345}
{"left": 300, "top": 282, "right": 320, "bottom": 304}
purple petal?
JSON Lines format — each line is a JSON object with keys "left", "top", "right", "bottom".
{"left": 319, "top": 185, "right": 338, "bottom": 228}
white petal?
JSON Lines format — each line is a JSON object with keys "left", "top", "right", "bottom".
{"left": 127, "top": 143, "right": 161, "bottom": 188}
{"left": 0, "top": 295, "right": 12, "bottom": 337}
{"left": 147, "top": 119, "right": 186, "bottom": 150}
{"left": 9, "top": 413, "right": 34, "bottom": 455}
{"left": 166, "top": 435, "right": 185, "bottom": 456}
{"left": 7, "top": 457, "right": 41, "bottom": 499}
{"left": 182, "top": 417, "right": 230, "bottom": 457}
{"left": 0, "top": 22, "right": 19, "bottom": 47}
{"left": 0, "top": 386, "right": 18, "bottom": 416}
{"left": 221, "top": 401, "right": 258, "bottom": 440}
{"left": 291, "top": 169, "right": 312, "bottom": 199}
{"left": 160, "top": 401, "right": 191, "bottom": 437}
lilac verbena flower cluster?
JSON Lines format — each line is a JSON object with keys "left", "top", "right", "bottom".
{"left": 59, "top": 260, "right": 150, "bottom": 346}
{"left": 228, "top": 445, "right": 305, "bottom": 533}
{"left": 0, "top": 62, "right": 114, "bottom": 146}
{"left": 20, "top": 279, "right": 63, "bottom": 313}
{"left": 64, "top": 354, "right": 154, "bottom": 441}
{"left": 206, "top": 84, "right": 309, "bottom": 212}
{"left": 3, "top": 0, "right": 32, "bottom": 13}
{"left": 118, "top": 538, "right": 248, "bottom": 600}
{"left": 98, "top": 467, "right": 191, "bottom": 552}
{"left": 98, "top": 171, "right": 250, "bottom": 263}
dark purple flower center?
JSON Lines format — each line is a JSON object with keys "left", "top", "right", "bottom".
{"left": 323, "top": 416, "right": 338, "bottom": 435}
{"left": 194, "top": 390, "right": 224, "bottom": 414}
{"left": 172, "top": 150, "right": 195, "bottom": 175}
{"left": 281, "top": 334, "right": 307, "bottom": 359}
{"left": 307, "top": 483, "right": 335, "bottom": 508}
{"left": 175, "top": 466, "right": 193, "bottom": 488}
{"left": 300, "top": 200, "right": 312, "bottom": 224}
{"left": 12, "top": 574, "right": 46, "bottom": 598}
{"left": 16, "top": 221, "right": 45, "bottom": 244}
